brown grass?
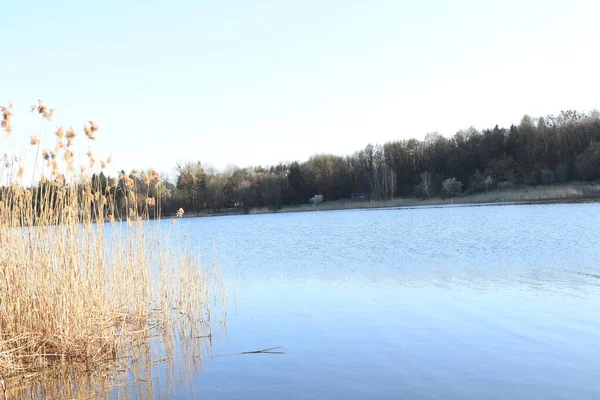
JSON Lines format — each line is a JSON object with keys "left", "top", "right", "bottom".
{"left": 241, "top": 184, "right": 597, "bottom": 216}
{"left": 0, "top": 102, "right": 224, "bottom": 395}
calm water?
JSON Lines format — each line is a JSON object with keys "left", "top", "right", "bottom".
{"left": 153, "top": 203, "right": 600, "bottom": 399}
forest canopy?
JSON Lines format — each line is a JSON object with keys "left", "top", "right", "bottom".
{"left": 159, "top": 109, "right": 600, "bottom": 213}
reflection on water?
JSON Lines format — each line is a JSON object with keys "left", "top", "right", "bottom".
{"left": 8, "top": 318, "right": 227, "bottom": 399}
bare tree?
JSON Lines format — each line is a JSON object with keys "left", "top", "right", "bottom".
{"left": 388, "top": 167, "right": 396, "bottom": 200}
{"left": 420, "top": 171, "right": 431, "bottom": 198}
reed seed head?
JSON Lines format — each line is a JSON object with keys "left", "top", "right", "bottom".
{"left": 0, "top": 101, "right": 226, "bottom": 384}
{"left": 1, "top": 106, "right": 13, "bottom": 134}
{"left": 84, "top": 122, "right": 97, "bottom": 140}
{"left": 66, "top": 126, "right": 76, "bottom": 147}
{"left": 35, "top": 100, "right": 54, "bottom": 121}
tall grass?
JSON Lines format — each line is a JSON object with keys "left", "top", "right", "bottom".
{"left": 0, "top": 102, "right": 224, "bottom": 394}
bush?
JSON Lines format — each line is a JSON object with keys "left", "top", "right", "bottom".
{"left": 469, "top": 171, "right": 494, "bottom": 193}
{"left": 309, "top": 194, "right": 323, "bottom": 204}
{"left": 484, "top": 176, "right": 494, "bottom": 191}
{"left": 441, "top": 178, "right": 463, "bottom": 198}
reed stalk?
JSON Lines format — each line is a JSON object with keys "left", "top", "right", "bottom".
{"left": 0, "top": 101, "right": 224, "bottom": 394}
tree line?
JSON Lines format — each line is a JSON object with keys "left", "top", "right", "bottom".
{"left": 156, "top": 109, "right": 600, "bottom": 214}
{"left": 15, "top": 108, "right": 598, "bottom": 218}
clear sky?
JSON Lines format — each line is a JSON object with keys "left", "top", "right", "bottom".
{"left": 2, "top": 0, "right": 600, "bottom": 177}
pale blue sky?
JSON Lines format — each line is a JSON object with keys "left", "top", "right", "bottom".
{"left": 2, "top": 0, "right": 600, "bottom": 176}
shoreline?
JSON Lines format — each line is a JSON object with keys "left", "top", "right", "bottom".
{"left": 169, "top": 182, "right": 600, "bottom": 218}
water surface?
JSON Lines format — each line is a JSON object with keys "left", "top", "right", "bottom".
{"left": 154, "top": 203, "right": 600, "bottom": 399}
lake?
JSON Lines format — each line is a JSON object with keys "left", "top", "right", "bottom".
{"left": 137, "top": 203, "right": 600, "bottom": 399}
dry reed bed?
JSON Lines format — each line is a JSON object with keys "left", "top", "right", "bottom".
{"left": 0, "top": 101, "right": 224, "bottom": 395}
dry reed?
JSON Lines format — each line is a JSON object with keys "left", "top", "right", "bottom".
{"left": 0, "top": 102, "right": 225, "bottom": 395}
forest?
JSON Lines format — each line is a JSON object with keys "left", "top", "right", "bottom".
{"left": 50, "top": 109, "right": 600, "bottom": 217}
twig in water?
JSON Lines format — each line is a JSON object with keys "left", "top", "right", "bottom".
{"left": 214, "top": 346, "right": 284, "bottom": 357}
{"left": 239, "top": 346, "right": 284, "bottom": 354}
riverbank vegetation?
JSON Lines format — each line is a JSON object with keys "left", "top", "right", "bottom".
{"left": 0, "top": 102, "right": 223, "bottom": 394}
{"left": 161, "top": 109, "right": 600, "bottom": 215}
{"left": 166, "top": 182, "right": 596, "bottom": 218}
{"left": 10, "top": 108, "right": 599, "bottom": 217}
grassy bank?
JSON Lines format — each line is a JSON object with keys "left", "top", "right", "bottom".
{"left": 0, "top": 103, "right": 224, "bottom": 395}
{"left": 272, "top": 182, "right": 600, "bottom": 212}
{"left": 183, "top": 182, "right": 600, "bottom": 218}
